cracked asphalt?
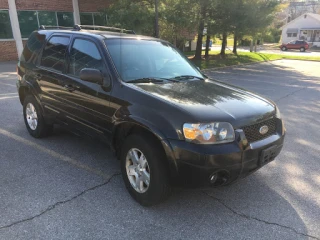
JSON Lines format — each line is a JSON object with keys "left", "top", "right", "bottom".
{"left": 0, "top": 60, "right": 319, "bottom": 239}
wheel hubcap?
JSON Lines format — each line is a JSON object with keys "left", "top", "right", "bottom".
{"left": 26, "top": 103, "right": 38, "bottom": 130}
{"left": 125, "top": 148, "right": 150, "bottom": 193}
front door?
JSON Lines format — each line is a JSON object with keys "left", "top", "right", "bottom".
{"left": 61, "top": 37, "right": 114, "bottom": 141}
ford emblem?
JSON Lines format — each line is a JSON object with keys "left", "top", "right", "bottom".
{"left": 259, "top": 125, "right": 269, "bottom": 135}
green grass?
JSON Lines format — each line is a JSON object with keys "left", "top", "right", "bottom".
{"left": 188, "top": 51, "right": 320, "bottom": 69}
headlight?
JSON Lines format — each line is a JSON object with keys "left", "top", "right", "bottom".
{"left": 183, "top": 122, "right": 235, "bottom": 144}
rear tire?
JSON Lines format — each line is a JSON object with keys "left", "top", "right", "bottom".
{"left": 120, "top": 134, "right": 171, "bottom": 206}
{"left": 281, "top": 47, "right": 287, "bottom": 51}
{"left": 300, "top": 47, "right": 305, "bottom": 52}
{"left": 23, "top": 95, "right": 53, "bottom": 138}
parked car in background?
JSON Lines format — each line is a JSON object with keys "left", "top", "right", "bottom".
{"left": 280, "top": 40, "right": 309, "bottom": 52}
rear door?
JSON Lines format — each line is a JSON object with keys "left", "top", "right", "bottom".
{"left": 293, "top": 40, "right": 300, "bottom": 49}
{"left": 36, "top": 34, "right": 71, "bottom": 117}
{"left": 60, "top": 36, "right": 114, "bottom": 140}
{"left": 286, "top": 41, "right": 295, "bottom": 49}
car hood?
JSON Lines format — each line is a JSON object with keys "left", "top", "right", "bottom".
{"left": 132, "top": 79, "right": 275, "bottom": 128}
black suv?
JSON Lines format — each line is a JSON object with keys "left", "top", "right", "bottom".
{"left": 17, "top": 25, "right": 285, "bottom": 206}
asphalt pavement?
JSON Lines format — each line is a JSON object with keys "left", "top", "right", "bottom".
{"left": 0, "top": 60, "right": 319, "bottom": 239}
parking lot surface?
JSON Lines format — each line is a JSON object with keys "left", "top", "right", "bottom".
{"left": 0, "top": 60, "right": 319, "bottom": 239}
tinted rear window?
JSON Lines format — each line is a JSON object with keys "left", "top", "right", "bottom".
{"left": 41, "top": 36, "right": 70, "bottom": 72}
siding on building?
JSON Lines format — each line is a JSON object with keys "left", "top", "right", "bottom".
{"left": 0, "top": 41, "right": 18, "bottom": 61}
{"left": 15, "top": 0, "right": 73, "bottom": 11}
{"left": 281, "top": 13, "right": 320, "bottom": 45}
{"left": 78, "top": 0, "right": 110, "bottom": 12}
{"left": 0, "top": 0, "right": 8, "bottom": 9}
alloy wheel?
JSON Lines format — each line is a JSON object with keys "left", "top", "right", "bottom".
{"left": 26, "top": 103, "right": 38, "bottom": 130}
{"left": 125, "top": 148, "right": 150, "bottom": 193}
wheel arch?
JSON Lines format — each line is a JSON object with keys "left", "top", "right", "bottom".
{"left": 112, "top": 120, "right": 179, "bottom": 177}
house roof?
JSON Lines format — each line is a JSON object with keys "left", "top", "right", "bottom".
{"left": 308, "top": 13, "right": 320, "bottom": 22}
{"left": 282, "top": 13, "right": 320, "bottom": 29}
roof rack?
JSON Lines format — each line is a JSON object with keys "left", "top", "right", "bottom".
{"left": 39, "top": 25, "right": 136, "bottom": 34}
{"left": 76, "top": 25, "right": 136, "bottom": 34}
{"left": 39, "top": 25, "right": 74, "bottom": 30}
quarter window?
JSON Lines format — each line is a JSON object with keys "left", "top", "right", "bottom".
{"left": 41, "top": 36, "right": 70, "bottom": 72}
{"left": 68, "top": 39, "right": 103, "bottom": 77}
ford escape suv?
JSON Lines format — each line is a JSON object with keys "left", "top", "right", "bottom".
{"left": 17, "top": 25, "right": 285, "bottom": 206}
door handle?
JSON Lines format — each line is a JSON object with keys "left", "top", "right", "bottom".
{"left": 64, "top": 84, "right": 76, "bottom": 92}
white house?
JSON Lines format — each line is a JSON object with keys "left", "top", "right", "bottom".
{"left": 281, "top": 13, "right": 320, "bottom": 47}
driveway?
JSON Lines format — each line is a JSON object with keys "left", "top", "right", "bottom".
{"left": 0, "top": 60, "right": 319, "bottom": 239}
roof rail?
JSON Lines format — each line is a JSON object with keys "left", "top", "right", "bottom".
{"left": 39, "top": 25, "right": 74, "bottom": 30}
{"left": 75, "top": 25, "right": 136, "bottom": 34}
{"left": 39, "top": 25, "right": 136, "bottom": 34}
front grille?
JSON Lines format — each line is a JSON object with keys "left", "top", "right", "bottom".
{"left": 242, "top": 117, "right": 277, "bottom": 143}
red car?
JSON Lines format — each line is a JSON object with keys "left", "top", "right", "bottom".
{"left": 280, "top": 40, "right": 309, "bottom": 52}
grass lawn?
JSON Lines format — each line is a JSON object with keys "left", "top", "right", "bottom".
{"left": 187, "top": 51, "right": 320, "bottom": 69}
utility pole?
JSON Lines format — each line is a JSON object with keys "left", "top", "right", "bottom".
{"left": 155, "top": 0, "right": 159, "bottom": 38}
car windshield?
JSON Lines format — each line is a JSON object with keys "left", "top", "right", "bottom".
{"left": 105, "top": 38, "right": 203, "bottom": 82}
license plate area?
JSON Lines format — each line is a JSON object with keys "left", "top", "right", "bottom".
{"left": 259, "top": 145, "right": 277, "bottom": 166}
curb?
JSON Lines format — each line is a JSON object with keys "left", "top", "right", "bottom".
{"left": 201, "top": 58, "right": 320, "bottom": 72}
{"left": 202, "top": 60, "right": 277, "bottom": 72}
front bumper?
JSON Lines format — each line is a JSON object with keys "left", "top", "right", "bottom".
{"left": 166, "top": 119, "right": 285, "bottom": 187}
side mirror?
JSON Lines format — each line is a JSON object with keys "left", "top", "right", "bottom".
{"left": 80, "top": 68, "right": 103, "bottom": 85}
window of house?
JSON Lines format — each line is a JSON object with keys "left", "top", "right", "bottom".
{"left": 292, "top": 33, "right": 297, "bottom": 37}
{"left": 38, "top": 11, "right": 57, "bottom": 26}
{"left": 0, "top": 10, "right": 13, "bottom": 39}
{"left": 69, "top": 39, "right": 103, "bottom": 77}
{"left": 93, "top": 13, "right": 106, "bottom": 26}
{"left": 18, "top": 11, "right": 39, "bottom": 38}
{"left": 41, "top": 36, "right": 70, "bottom": 72}
{"left": 57, "top": 12, "right": 74, "bottom": 27}
{"left": 287, "top": 33, "right": 292, "bottom": 37}
{"left": 80, "top": 13, "right": 93, "bottom": 25}
{"left": 80, "top": 12, "right": 107, "bottom": 26}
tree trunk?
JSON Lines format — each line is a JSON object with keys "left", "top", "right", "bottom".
{"left": 250, "top": 39, "right": 253, "bottom": 52}
{"left": 154, "top": 0, "right": 159, "bottom": 38}
{"left": 194, "top": 4, "right": 206, "bottom": 60}
{"left": 233, "top": 34, "right": 238, "bottom": 55}
{"left": 220, "top": 32, "right": 227, "bottom": 58}
{"left": 205, "top": 34, "right": 211, "bottom": 59}
{"left": 254, "top": 39, "right": 257, "bottom": 52}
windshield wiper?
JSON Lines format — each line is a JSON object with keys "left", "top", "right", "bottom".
{"left": 126, "top": 77, "right": 178, "bottom": 83}
{"left": 171, "top": 75, "right": 205, "bottom": 81}
{"left": 126, "top": 78, "right": 165, "bottom": 83}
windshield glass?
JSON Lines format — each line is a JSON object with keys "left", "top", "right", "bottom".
{"left": 105, "top": 39, "right": 203, "bottom": 82}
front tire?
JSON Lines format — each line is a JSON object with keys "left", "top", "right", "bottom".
{"left": 281, "top": 47, "right": 287, "bottom": 51}
{"left": 300, "top": 47, "right": 305, "bottom": 52}
{"left": 23, "top": 95, "right": 53, "bottom": 138}
{"left": 120, "top": 134, "right": 171, "bottom": 206}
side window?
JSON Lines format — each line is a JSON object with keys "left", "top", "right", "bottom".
{"left": 68, "top": 38, "right": 103, "bottom": 77}
{"left": 41, "top": 36, "right": 70, "bottom": 72}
